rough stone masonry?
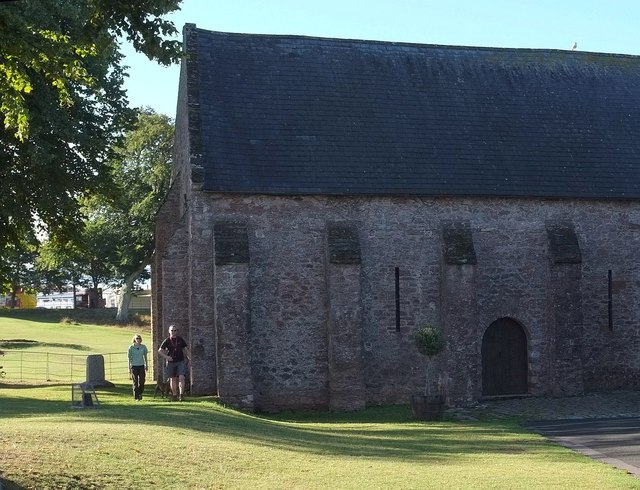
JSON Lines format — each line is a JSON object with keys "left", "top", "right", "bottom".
{"left": 153, "top": 26, "right": 640, "bottom": 412}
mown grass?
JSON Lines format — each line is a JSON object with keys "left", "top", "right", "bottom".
{"left": 0, "top": 308, "right": 150, "bottom": 384}
{"left": 1, "top": 310, "right": 639, "bottom": 489}
{"left": 1, "top": 384, "right": 639, "bottom": 489}
{"left": 0, "top": 308, "right": 148, "bottom": 356}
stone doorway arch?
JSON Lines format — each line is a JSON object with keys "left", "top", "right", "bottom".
{"left": 481, "top": 318, "right": 528, "bottom": 396}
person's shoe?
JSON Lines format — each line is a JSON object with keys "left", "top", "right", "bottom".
{"left": 178, "top": 394, "right": 184, "bottom": 402}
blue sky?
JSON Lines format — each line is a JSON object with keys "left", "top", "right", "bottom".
{"left": 122, "top": 0, "right": 640, "bottom": 117}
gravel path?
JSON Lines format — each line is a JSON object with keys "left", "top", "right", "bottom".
{"left": 446, "top": 390, "right": 640, "bottom": 421}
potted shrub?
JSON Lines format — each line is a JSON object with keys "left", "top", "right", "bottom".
{"left": 411, "top": 324, "right": 447, "bottom": 420}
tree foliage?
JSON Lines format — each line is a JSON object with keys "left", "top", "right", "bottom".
{"left": 0, "top": 238, "right": 39, "bottom": 300}
{"left": 0, "top": 0, "right": 181, "bottom": 283}
{"left": 414, "top": 325, "right": 446, "bottom": 357}
{"left": 37, "top": 216, "right": 115, "bottom": 296}
{"left": 0, "top": 0, "right": 181, "bottom": 140}
{"left": 37, "top": 109, "right": 174, "bottom": 319}
{"left": 101, "top": 108, "right": 174, "bottom": 321}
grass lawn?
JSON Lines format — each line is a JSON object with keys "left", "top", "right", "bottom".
{"left": 1, "top": 322, "right": 140, "bottom": 354}
{"left": 0, "top": 307, "right": 150, "bottom": 352}
{"left": 1, "top": 310, "right": 639, "bottom": 489}
{"left": 0, "top": 308, "right": 150, "bottom": 383}
{"left": 2, "top": 385, "right": 639, "bottom": 489}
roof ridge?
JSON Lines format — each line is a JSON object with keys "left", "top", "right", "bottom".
{"left": 187, "top": 25, "right": 640, "bottom": 60}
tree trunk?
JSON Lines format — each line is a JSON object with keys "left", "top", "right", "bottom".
{"left": 115, "top": 262, "right": 147, "bottom": 323}
{"left": 88, "top": 288, "right": 96, "bottom": 308}
{"left": 116, "top": 281, "right": 133, "bottom": 323}
{"left": 424, "top": 358, "right": 434, "bottom": 396}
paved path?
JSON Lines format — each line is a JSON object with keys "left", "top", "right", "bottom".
{"left": 524, "top": 417, "right": 640, "bottom": 478}
{"left": 446, "top": 391, "right": 640, "bottom": 478}
{"left": 446, "top": 390, "right": 640, "bottom": 421}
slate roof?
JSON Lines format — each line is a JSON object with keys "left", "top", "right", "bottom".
{"left": 183, "top": 25, "right": 640, "bottom": 199}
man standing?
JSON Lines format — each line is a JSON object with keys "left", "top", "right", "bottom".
{"left": 158, "top": 325, "right": 190, "bottom": 401}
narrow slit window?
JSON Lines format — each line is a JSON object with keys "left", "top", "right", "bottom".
{"left": 395, "top": 267, "right": 400, "bottom": 332}
{"left": 608, "top": 270, "right": 613, "bottom": 331}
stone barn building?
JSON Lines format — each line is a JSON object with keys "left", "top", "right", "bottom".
{"left": 153, "top": 24, "right": 640, "bottom": 412}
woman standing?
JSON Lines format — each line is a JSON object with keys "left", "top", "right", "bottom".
{"left": 128, "top": 334, "right": 148, "bottom": 401}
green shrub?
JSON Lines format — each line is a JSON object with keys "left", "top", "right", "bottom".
{"left": 414, "top": 325, "right": 446, "bottom": 357}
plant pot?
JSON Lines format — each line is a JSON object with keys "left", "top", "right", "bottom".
{"left": 410, "top": 394, "right": 445, "bottom": 421}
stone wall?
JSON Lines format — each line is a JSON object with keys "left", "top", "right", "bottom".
{"left": 152, "top": 46, "right": 193, "bottom": 380}
{"left": 153, "top": 29, "right": 202, "bottom": 382}
{"left": 152, "top": 172, "right": 187, "bottom": 381}
{"left": 157, "top": 193, "right": 640, "bottom": 410}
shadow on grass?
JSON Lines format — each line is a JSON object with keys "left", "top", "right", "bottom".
{"left": 0, "top": 382, "right": 70, "bottom": 389}
{"left": 0, "top": 339, "right": 91, "bottom": 351}
{"left": 0, "top": 385, "right": 566, "bottom": 463}
{"left": 1, "top": 476, "right": 27, "bottom": 490}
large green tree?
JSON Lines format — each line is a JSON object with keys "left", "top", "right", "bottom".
{"left": 0, "top": 0, "right": 181, "bottom": 283}
{"left": 38, "top": 109, "right": 174, "bottom": 319}
{"left": 106, "top": 109, "right": 174, "bottom": 321}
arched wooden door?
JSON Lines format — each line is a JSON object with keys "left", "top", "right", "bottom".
{"left": 481, "top": 318, "right": 528, "bottom": 396}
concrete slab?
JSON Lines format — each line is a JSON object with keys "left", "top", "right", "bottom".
{"left": 524, "top": 417, "right": 640, "bottom": 478}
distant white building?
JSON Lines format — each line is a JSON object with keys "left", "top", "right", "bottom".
{"left": 36, "top": 288, "right": 99, "bottom": 309}
{"left": 37, "top": 291, "right": 76, "bottom": 309}
{"left": 103, "top": 288, "right": 151, "bottom": 310}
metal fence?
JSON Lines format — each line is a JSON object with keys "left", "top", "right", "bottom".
{"left": 0, "top": 351, "right": 133, "bottom": 384}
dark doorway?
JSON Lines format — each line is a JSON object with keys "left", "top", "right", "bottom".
{"left": 481, "top": 318, "right": 528, "bottom": 396}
